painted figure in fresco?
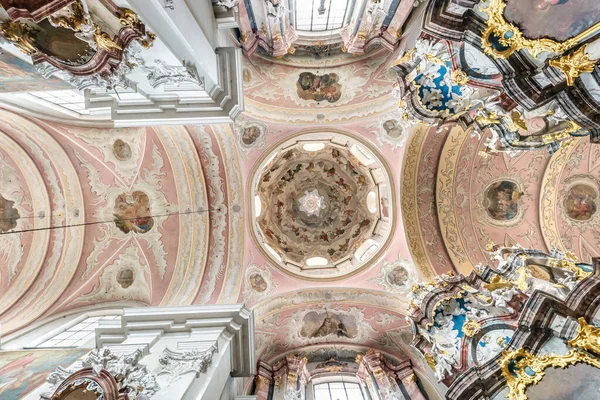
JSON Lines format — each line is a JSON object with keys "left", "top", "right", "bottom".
{"left": 113, "top": 191, "right": 154, "bottom": 234}
{"left": 116, "top": 268, "right": 134, "bottom": 288}
{"left": 564, "top": 184, "right": 597, "bottom": 221}
{"left": 296, "top": 72, "right": 342, "bottom": 103}
{"left": 484, "top": 181, "right": 522, "bottom": 221}
{"left": 112, "top": 139, "right": 132, "bottom": 161}
{"left": 242, "top": 68, "right": 251, "bottom": 84}
{"left": 249, "top": 273, "right": 267, "bottom": 292}
{"left": 382, "top": 119, "right": 402, "bottom": 139}
{"left": 242, "top": 124, "right": 262, "bottom": 145}
{"left": 312, "top": 314, "right": 349, "bottom": 338}
{"left": 504, "top": 0, "right": 600, "bottom": 42}
{"left": 0, "top": 194, "right": 19, "bottom": 233}
{"left": 388, "top": 266, "right": 409, "bottom": 286}
{"left": 300, "top": 311, "right": 358, "bottom": 339}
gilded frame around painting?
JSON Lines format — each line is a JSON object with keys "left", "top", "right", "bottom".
{"left": 498, "top": 318, "right": 600, "bottom": 400}
{"left": 479, "top": 0, "right": 600, "bottom": 59}
{"left": 478, "top": 0, "right": 600, "bottom": 84}
{"left": 499, "top": 348, "right": 600, "bottom": 400}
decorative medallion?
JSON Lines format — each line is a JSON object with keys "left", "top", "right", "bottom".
{"left": 480, "top": 179, "right": 526, "bottom": 227}
{"left": 562, "top": 180, "right": 598, "bottom": 222}
{"left": 234, "top": 120, "right": 267, "bottom": 157}
{"left": 559, "top": 174, "right": 600, "bottom": 229}
{"left": 243, "top": 262, "right": 276, "bottom": 301}
{"left": 298, "top": 189, "right": 327, "bottom": 217}
{"left": 112, "top": 139, "right": 132, "bottom": 161}
{"left": 369, "top": 253, "right": 416, "bottom": 293}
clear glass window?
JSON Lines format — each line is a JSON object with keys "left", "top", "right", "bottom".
{"left": 294, "top": 0, "right": 351, "bottom": 32}
{"left": 36, "top": 315, "right": 120, "bottom": 348}
{"left": 314, "top": 382, "right": 365, "bottom": 400}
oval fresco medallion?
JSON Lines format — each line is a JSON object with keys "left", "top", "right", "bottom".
{"left": 484, "top": 180, "right": 523, "bottom": 222}
{"left": 242, "top": 124, "right": 263, "bottom": 146}
{"left": 249, "top": 273, "right": 267, "bottom": 293}
{"left": 382, "top": 119, "right": 402, "bottom": 139}
{"left": 299, "top": 311, "right": 358, "bottom": 339}
{"left": 112, "top": 139, "right": 132, "bottom": 161}
{"left": 296, "top": 72, "right": 342, "bottom": 103}
{"left": 563, "top": 183, "right": 598, "bottom": 221}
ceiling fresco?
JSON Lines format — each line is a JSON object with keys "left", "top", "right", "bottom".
{"left": 252, "top": 134, "right": 394, "bottom": 278}
{"left": 0, "top": 110, "right": 244, "bottom": 335}
{"left": 402, "top": 124, "right": 600, "bottom": 281}
{"left": 242, "top": 49, "right": 400, "bottom": 124}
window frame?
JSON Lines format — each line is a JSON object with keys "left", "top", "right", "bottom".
{"left": 21, "top": 310, "right": 122, "bottom": 349}
{"left": 307, "top": 375, "right": 374, "bottom": 400}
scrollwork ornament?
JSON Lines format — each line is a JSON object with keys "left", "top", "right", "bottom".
{"left": 549, "top": 46, "right": 598, "bottom": 86}
{"left": 0, "top": 21, "right": 38, "bottom": 55}
{"left": 568, "top": 317, "right": 600, "bottom": 356}
{"left": 45, "top": 348, "right": 160, "bottom": 399}
{"left": 158, "top": 345, "right": 217, "bottom": 382}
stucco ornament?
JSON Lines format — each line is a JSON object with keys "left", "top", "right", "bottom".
{"left": 45, "top": 348, "right": 160, "bottom": 399}
{"left": 407, "top": 270, "right": 523, "bottom": 381}
{"left": 216, "top": 0, "right": 240, "bottom": 10}
{"left": 146, "top": 59, "right": 204, "bottom": 88}
{"left": 298, "top": 189, "right": 327, "bottom": 217}
{"left": 158, "top": 345, "right": 217, "bottom": 383}
{"left": 394, "top": 38, "right": 500, "bottom": 129}
{"left": 370, "top": 253, "right": 416, "bottom": 293}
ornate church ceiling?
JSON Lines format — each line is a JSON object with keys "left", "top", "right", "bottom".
{"left": 0, "top": 110, "right": 245, "bottom": 334}
{"left": 1, "top": 1, "right": 599, "bottom": 399}
{"left": 252, "top": 133, "right": 394, "bottom": 278}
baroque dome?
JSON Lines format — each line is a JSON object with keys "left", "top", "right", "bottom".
{"left": 251, "top": 132, "right": 394, "bottom": 279}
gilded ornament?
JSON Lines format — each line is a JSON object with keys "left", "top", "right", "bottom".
{"left": 50, "top": 1, "right": 87, "bottom": 31}
{"left": 0, "top": 21, "right": 38, "bottom": 55}
{"left": 424, "top": 352, "right": 437, "bottom": 370}
{"left": 94, "top": 26, "right": 122, "bottom": 52}
{"left": 423, "top": 53, "right": 445, "bottom": 65}
{"left": 394, "top": 48, "right": 415, "bottom": 65}
{"left": 568, "top": 317, "right": 600, "bottom": 356}
{"left": 483, "top": 275, "right": 514, "bottom": 291}
{"left": 451, "top": 69, "right": 469, "bottom": 86}
{"left": 549, "top": 47, "right": 598, "bottom": 86}
{"left": 498, "top": 347, "right": 600, "bottom": 400}
{"left": 475, "top": 112, "right": 500, "bottom": 126}
{"left": 540, "top": 121, "right": 582, "bottom": 144}
{"left": 461, "top": 320, "right": 481, "bottom": 337}
{"left": 509, "top": 111, "right": 528, "bottom": 131}
{"left": 120, "top": 8, "right": 142, "bottom": 27}
{"left": 478, "top": 0, "right": 600, "bottom": 59}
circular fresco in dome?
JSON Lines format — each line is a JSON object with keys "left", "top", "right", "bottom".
{"left": 251, "top": 133, "right": 394, "bottom": 279}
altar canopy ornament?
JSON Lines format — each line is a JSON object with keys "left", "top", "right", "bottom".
{"left": 392, "top": 38, "right": 504, "bottom": 134}
{"left": 473, "top": 101, "right": 590, "bottom": 157}
{"left": 0, "top": 1, "right": 156, "bottom": 90}
{"left": 406, "top": 243, "right": 595, "bottom": 384}
{"left": 478, "top": 0, "right": 600, "bottom": 61}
